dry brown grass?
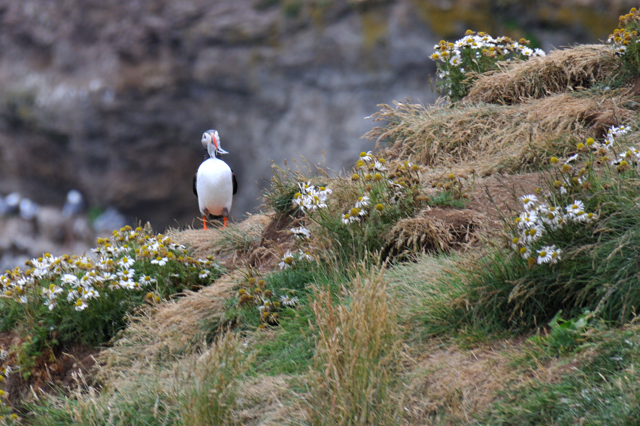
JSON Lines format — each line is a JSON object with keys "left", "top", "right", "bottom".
{"left": 305, "top": 270, "right": 404, "bottom": 424}
{"left": 403, "top": 341, "right": 521, "bottom": 424}
{"left": 168, "top": 214, "right": 272, "bottom": 268}
{"left": 99, "top": 273, "right": 239, "bottom": 375}
{"left": 234, "top": 375, "right": 306, "bottom": 425}
{"left": 466, "top": 44, "right": 618, "bottom": 104}
{"left": 366, "top": 90, "right": 635, "bottom": 176}
{"left": 384, "top": 207, "right": 484, "bottom": 258}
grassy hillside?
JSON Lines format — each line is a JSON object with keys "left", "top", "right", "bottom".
{"left": 2, "top": 9, "right": 640, "bottom": 425}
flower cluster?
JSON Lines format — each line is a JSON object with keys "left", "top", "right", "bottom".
{"left": 343, "top": 152, "right": 420, "bottom": 226}
{"left": 511, "top": 193, "right": 597, "bottom": 265}
{"left": 0, "top": 226, "right": 223, "bottom": 314}
{"left": 237, "top": 276, "right": 298, "bottom": 329}
{"left": 342, "top": 195, "right": 370, "bottom": 224}
{"left": 293, "top": 181, "right": 332, "bottom": 212}
{"left": 608, "top": 8, "right": 640, "bottom": 55}
{"left": 431, "top": 30, "right": 545, "bottom": 99}
{"left": 431, "top": 31, "right": 544, "bottom": 65}
{"left": 549, "top": 124, "right": 632, "bottom": 196}
{"left": 278, "top": 249, "right": 313, "bottom": 270}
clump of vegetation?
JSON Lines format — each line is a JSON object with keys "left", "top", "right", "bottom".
{"left": 428, "top": 124, "right": 639, "bottom": 334}
{"left": 608, "top": 7, "right": 640, "bottom": 78}
{"left": 431, "top": 29, "right": 545, "bottom": 100}
{"left": 0, "top": 224, "right": 224, "bottom": 401}
{"left": 305, "top": 270, "right": 403, "bottom": 424}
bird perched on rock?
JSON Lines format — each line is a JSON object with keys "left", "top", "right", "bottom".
{"left": 193, "top": 129, "right": 237, "bottom": 229}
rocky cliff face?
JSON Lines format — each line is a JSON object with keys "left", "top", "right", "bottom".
{"left": 0, "top": 0, "right": 630, "bottom": 230}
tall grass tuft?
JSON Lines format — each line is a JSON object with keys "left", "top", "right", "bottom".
{"left": 174, "top": 332, "right": 253, "bottom": 425}
{"left": 305, "top": 270, "right": 403, "bottom": 425}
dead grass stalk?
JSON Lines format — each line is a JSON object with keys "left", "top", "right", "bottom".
{"left": 305, "top": 269, "right": 403, "bottom": 425}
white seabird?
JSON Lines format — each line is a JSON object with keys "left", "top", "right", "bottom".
{"left": 193, "top": 129, "right": 237, "bottom": 229}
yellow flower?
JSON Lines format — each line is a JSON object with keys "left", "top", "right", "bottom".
{"left": 550, "top": 156, "right": 559, "bottom": 164}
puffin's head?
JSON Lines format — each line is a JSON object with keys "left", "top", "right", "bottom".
{"left": 201, "top": 129, "right": 228, "bottom": 157}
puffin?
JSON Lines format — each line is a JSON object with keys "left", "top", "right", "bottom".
{"left": 193, "top": 129, "right": 237, "bottom": 229}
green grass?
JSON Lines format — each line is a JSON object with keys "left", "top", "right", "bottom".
{"left": 232, "top": 263, "right": 353, "bottom": 376}
{"left": 250, "top": 304, "right": 315, "bottom": 375}
{"left": 482, "top": 325, "right": 640, "bottom": 425}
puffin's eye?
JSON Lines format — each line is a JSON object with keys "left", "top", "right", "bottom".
{"left": 202, "top": 133, "right": 210, "bottom": 141}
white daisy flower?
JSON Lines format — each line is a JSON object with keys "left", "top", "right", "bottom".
{"left": 520, "top": 194, "right": 538, "bottom": 211}
{"left": 140, "top": 275, "right": 156, "bottom": 286}
{"left": 298, "top": 250, "right": 314, "bottom": 261}
{"left": 67, "top": 289, "right": 79, "bottom": 302}
{"left": 199, "top": 270, "right": 210, "bottom": 279}
{"left": 151, "top": 257, "right": 168, "bottom": 266}
{"left": 518, "top": 246, "right": 531, "bottom": 259}
{"left": 45, "top": 299, "right": 57, "bottom": 311}
{"left": 520, "top": 46, "right": 533, "bottom": 56}
{"left": 522, "top": 225, "right": 545, "bottom": 243}
{"left": 280, "top": 295, "right": 299, "bottom": 307}
{"left": 536, "top": 246, "right": 555, "bottom": 264}
{"left": 82, "top": 288, "right": 100, "bottom": 300}
{"left": 566, "top": 200, "right": 585, "bottom": 218}
{"left": 290, "top": 227, "right": 311, "bottom": 239}
{"left": 355, "top": 196, "right": 370, "bottom": 209}
{"left": 117, "top": 269, "right": 135, "bottom": 279}
{"left": 278, "top": 250, "right": 295, "bottom": 270}
{"left": 359, "top": 151, "right": 373, "bottom": 162}
{"left": 42, "top": 284, "right": 63, "bottom": 299}
{"left": 117, "top": 256, "right": 135, "bottom": 268}
{"left": 539, "top": 205, "right": 563, "bottom": 228}
{"left": 549, "top": 247, "right": 562, "bottom": 264}
{"left": 572, "top": 210, "right": 590, "bottom": 222}
{"left": 517, "top": 211, "right": 538, "bottom": 229}
{"left": 74, "top": 298, "right": 88, "bottom": 311}
{"left": 119, "top": 277, "right": 136, "bottom": 289}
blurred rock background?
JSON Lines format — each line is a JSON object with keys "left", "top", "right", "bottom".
{"left": 0, "top": 0, "right": 633, "bottom": 265}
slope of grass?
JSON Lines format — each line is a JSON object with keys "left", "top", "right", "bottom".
{"left": 4, "top": 18, "right": 640, "bottom": 424}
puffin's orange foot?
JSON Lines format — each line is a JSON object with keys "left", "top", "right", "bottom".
{"left": 223, "top": 217, "right": 228, "bottom": 228}
{"left": 203, "top": 216, "right": 208, "bottom": 230}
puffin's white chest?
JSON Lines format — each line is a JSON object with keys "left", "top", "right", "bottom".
{"left": 196, "top": 158, "right": 233, "bottom": 216}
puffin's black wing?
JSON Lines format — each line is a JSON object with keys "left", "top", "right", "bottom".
{"left": 232, "top": 171, "right": 238, "bottom": 195}
{"left": 193, "top": 173, "right": 198, "bottom": 197}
